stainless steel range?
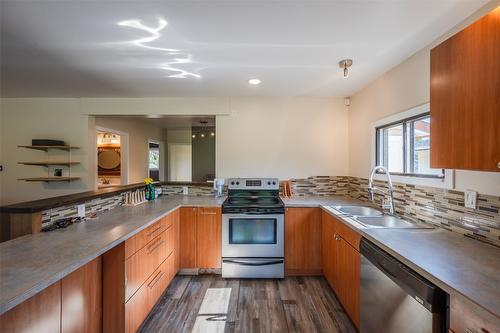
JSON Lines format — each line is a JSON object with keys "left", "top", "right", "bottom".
{"left": 221, "top": 178, "right": 284, "bottom": 278}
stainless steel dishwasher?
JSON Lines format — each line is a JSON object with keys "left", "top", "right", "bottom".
{"left": 360, "top": 238, "right": 449, "bottom": 333}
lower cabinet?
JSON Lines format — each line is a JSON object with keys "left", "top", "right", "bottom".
{"left": 180, "top": 207, "right": 222, "bottom": 270}
{"left": 285, "top": 207, "right": 323, "bottom": 275}
{"left": 103, "top": 209, "right": 180, "bottom": 333}
{"left": 322, "top": 210, "right": 360, "bottom": 329}
{"left": 0, "top": 257, "right": 102, "bottom": 333}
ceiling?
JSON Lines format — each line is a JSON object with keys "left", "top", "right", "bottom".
{"left": 0, "top": 0, "right": 488, "bottom": 98}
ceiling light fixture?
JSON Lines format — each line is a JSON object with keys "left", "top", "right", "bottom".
{"left": 338, "top": 59, "right": 353, "bottom": 78}
{"left": 248, "top": 78, "right": 261, "bottom": 85}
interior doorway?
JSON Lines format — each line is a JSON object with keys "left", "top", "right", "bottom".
{"left": 168, "top": 143, "right": 192, "bottom": 181}
{"left": 96, "top": 127, "right": 129, "bottom": 188}
{"left": 148, "top": 140, "right": 163, "bottom": 181}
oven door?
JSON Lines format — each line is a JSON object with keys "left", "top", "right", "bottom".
{"left": 222, "top": 213, "right": 284, "bottom": 258}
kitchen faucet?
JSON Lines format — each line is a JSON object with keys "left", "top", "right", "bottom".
{"left": 368, "top": 166, "right": 395, "bottom": 215}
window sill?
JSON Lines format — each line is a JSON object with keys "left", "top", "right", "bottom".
{"left": 376, "top": 171, "right": 444, "bottom": 179}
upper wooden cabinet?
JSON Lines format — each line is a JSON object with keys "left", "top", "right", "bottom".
{"left": 285, "top": 207, "right": 323, "bottom": 275}
{"left": 430, "top": 7, "right": 500, "bottom": 171}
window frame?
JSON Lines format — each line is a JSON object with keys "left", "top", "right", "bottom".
{"left": 375, "top": 112, "right": 443, "bottom": 178}
{"left": 371, "top": 103, "right": 454, "bottom": 189}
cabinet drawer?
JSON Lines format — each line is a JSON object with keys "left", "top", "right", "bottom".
{"left": 450, "top": 295, "right": 500, "bottom": 333}
{"left": 125, "top": 226, "right": 173, "bottom": 301}
{"left": 332, "top": 215, "right": 361, "bottom": 250}
{"left": 125, "top": 217, "right": 170, "bottom": 259}
{"left": 125, "top": 254, "right": 175, "bottom": 333}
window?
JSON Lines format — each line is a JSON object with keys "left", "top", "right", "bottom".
{"left": 376, "top": 113, "right": 444, "bottom": 178}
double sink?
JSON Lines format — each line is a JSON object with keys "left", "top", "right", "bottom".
{"left": 333, "top": 205, "right": 432, "bottom": 229}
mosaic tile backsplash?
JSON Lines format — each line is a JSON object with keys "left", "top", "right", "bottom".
{"left": 41, "top": 184, "right": 215, "bottom": 227}
{"left": 288, "top": 176, "right": 500, "bottom": 247}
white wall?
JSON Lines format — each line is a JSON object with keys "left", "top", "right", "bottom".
{"left": 217, "top": 98, "right": 349, "bottom": 179}
{"left": 0, "top": 99, "right": 94, "bottom": 205}
{"left": 348, "top": 0, "right": 500, "bottom": 196}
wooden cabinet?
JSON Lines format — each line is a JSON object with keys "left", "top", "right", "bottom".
{"left": 180, "top": 206, "right": 222, "bottom": 270}
{"left": 0, "top": 257, "right": 102, "bottom": 333}
{"left": 196, "top": 207, "right": 222, "bottom": 269}
{"left": 180, "top": 207, "right": 198, "bottom": 268}
{"left": 430, "top": 7, "right": 500, "bottom": 171}
{"left": 0, "top": 281, "right": 61, "bottom": 333}
{"left": 103, "top": 209, "right": 179, "bottom": 333}
{"left": 61, "top": 257, "right": 102, "bottom": 333}
{"left": 285, "top": 207, "right": 323, "bottom": 275}
{"left": 337, "top": 237, "right": 360, "bottom": 328}
{"left": 449, "top": 294, "right": 500, "bottom": 333}
{"left": 321, "top": 210, "right": 360, "bottom": 329}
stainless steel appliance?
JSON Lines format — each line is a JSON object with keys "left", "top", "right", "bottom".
{"left": 360, "top": 238, "right": 448, "bottom": 333}
{"left": 222, "top": 178, "right": 284, "bottom": 278}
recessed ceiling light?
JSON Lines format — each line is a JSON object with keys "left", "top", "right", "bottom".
{"left": 248, "top": 78, "right": 261, "bottom": 85}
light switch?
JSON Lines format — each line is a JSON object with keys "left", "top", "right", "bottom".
{"left": 464, "top": 190, "right": 477, "bottom": 209}
{"left": 77, "top": 204, "right": 86, "bottom": 217}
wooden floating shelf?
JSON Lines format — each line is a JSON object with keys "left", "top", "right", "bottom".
{"left": 18, "top": 145, "right": 80, "bottom": 152}
{"left": 17, "top": 177, "right": 81, "bottom": 182}
{"left": 18, "top": 162, "right": 80, "bottom": 167}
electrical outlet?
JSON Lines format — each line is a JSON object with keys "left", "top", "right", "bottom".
{"left": 77, "top": 204, "right": 86, "bottom": 217}
{"left": 182, "top": 186, "right": 188, "bottom": 195}
{"left": 464, "top": 190, "right": 477, "bottom": 209}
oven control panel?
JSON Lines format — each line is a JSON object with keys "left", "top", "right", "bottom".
{"left": 227, "top": 178, "right": 279, "bottom": 190}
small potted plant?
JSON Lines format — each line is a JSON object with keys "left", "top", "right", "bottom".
{"left": 144, "top": 177, "right": 155, "bottom": 201}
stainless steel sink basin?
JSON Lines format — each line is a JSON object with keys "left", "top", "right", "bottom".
{"left": 355, "top": 216, "right": 430, "bottom": 229}
{"left": 334, "top": 206, "right": 383, "bottom": 217}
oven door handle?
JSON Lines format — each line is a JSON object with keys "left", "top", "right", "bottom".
{"left": 223, "top": 259, "right": 284, "bottom": 266}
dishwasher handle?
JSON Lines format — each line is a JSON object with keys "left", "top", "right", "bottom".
{"left": 360, "top": 238, "right": 448, "bottom": 313}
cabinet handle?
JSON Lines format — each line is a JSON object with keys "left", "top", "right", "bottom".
{"left": 147, "top": 225, "right": 163, "bottom": 237}
{"left": 147, "top": 239, "right": 165, "bottom": 254}
{"left": 199, "top": 211, "right": 217, "bottom": 215}
{"left": 334, "top": 234, "right": 340, "bottom": 241}
{"left": 497, "top": 161, "right": 500, "bottom": 169}
{"left": 148, "top": 270, "right": 165, "bottom": 289}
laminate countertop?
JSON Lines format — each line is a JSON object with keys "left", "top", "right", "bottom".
{"left": 1, "top": 195, "right": 499, "bottom": 323}
{"left": 0, "top": 195, "right": 224, "bottom": 315}
{"left": 285, "top": 196, "right": 500, "bottom": 321}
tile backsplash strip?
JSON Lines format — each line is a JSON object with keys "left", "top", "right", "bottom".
{"left": 41, "top": 184, "right": 216, "bottom": 227}
{"left": 287, "top": 175, "right": 500, "bottom": 247}
{"left": 160, "top": 185, "right": 215, "bottom": 196}
{"left": 348, "top": 177, "right": 500, "bottom": 247}
{"left": 288, "top": 176, "right": 351, "bottom": 196}
{"left": 41, "top": 193, "right": 126, "bottom": 227}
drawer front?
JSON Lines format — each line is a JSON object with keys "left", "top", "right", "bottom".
{"left": 450, "top": 295, "right": 500, "bottom": 333}
{"left": 125, "top": 214, "right": 173, "bottom": 259}
{"left": 146, "top": 253, "right": 175, "bottom": 308}
{"left": 332, "top": 215, "right": 360, "bottom": 250}
{"left": 125, "top": 253, "right": 175, "bottom": 333}
{"left": 125, "top": 226, "right": 173, "bottom": 301}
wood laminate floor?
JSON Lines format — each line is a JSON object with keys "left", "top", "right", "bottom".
{"left": 139, "top": 275, "right": 357, "bottom": 333}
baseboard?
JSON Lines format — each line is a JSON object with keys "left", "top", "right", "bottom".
{"left": 285, "top": 268, "right": 323, "bottom": 276}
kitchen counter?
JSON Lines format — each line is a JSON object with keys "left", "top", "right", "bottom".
{"left": 284, "top": 196, "right": 499, "bottom": 320}
{"left": 0, "top": 195, "right": 223, "bottom": 315}
{"left": 1, "top": 194, "right": 499, "bottom": 322}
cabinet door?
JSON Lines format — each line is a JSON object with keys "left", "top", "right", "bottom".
{"left": 62, "top": 257, "right": 102, "bottom": 333}
{"left": 172, "top": 208, "right": 180, "bottom": 273}
{"left": 0, "top": 281, "right": 61, "bottom": 333}
{"left": 322, "top": 211, "right": 337, "bottom": 289}
{"left": 180, "top": 207, "right": 197, "bottom": 268}
{"left": 196, "top": 207, "right": 222, "bottom": 269}
{"left": 430, "top": 7, "right": 500, "bottom": 171}
{"left": 285, "top": 208, "right": 322, "bottom": 275}
{"left": 337, "top": 238, "right": 360, "bottom": 329}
